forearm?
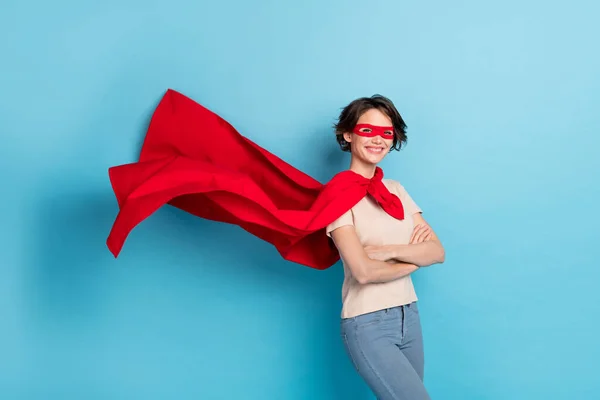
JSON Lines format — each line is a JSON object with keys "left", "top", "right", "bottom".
{"left": 390, "top": 240, "right": 445, "bottom": 267}
{"left": 357, "top": 259, "right": 419, "bottom": 284}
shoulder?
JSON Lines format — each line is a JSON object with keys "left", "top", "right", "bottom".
{"left": 382, "top": 178, "right": 404, "bottom": 193}
{"left": 383, "top": 178, "right": 422, "bottom": 214}
{"left": 326, "top": 208, "right": 354, "bottom": 237}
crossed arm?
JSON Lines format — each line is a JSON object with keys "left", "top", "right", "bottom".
{"left": 329, "top": 213, "right": 445, "bottom": 285}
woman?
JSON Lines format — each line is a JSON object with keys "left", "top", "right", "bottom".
{"left": 326, "top": 95, "right": 445, "bottom": 399}
{"left": 105, "top": 90, "right": 444, "bottom": 398}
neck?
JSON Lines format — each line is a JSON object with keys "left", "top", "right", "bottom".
{"left": 348, "top": 158, "right": 377, "bottom": 179}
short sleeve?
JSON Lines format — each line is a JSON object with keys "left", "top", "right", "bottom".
{"left": 391, "top": 181, "right": 422, "bottom": 215}
{"left": 326, "top": 210, "right": 354, "bottom": 237}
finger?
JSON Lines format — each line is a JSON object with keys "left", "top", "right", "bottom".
{"left": 410, "top": 224, "right": 420, "bottom": 240}
{"left": 365, "top": 246, "right": 380, "bottom": 254}
{"left": 420, "top": 228, "right": 432, "bottom": 243}
{"left": 416, "top": 227, "right": 429, "bottom": 242}
{"left": 410, "top": 224, "right": 422, "bottom": 243}
{"left": 377, "top": 253, "right": 391, "bottom": 261}
{"left": 411, "top": 225, "right": 427, "bottom": 243}
{"left": 410, "top": 229, "right": 418, "bottom": 244}
{"left": 415, "top": 227, "right": 431, "bottom": 243}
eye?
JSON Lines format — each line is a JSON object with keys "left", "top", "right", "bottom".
{"left": 359, "top": 128, "right": 372, "bottom": 133}
{"left": 384, "top": 130, "right": 393, "bottom": 136}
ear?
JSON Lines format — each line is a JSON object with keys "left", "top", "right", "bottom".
{"left": 343, "top": 132, "right": 353, "bottom": 143}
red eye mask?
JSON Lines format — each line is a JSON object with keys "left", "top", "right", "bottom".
{"left": 352, "top": 124, "right": 395, "bottom": 139}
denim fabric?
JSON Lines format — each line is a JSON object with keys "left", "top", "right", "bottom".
{"left": 340, "top": 302, "right": 430, "bottom": 400}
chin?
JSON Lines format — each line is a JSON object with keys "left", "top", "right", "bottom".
{"left": 362, "top": 155, "right": 384, "bottom": 166}
{"left": 365, "top": 152, "right": 386, "bottom": 164}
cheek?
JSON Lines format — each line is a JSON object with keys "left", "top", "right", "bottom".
{"left": 354, "top": 136, "right": 371, "bottom": 146}
{"left": 347, "top": 135, "right": 366, "bottom": 150}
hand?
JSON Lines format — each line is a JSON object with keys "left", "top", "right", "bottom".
{"left": 364, "top": 245, "right": 395, "bottom": 262}
{"left": 410, "top": 224, "right": 432, "bottom": 244}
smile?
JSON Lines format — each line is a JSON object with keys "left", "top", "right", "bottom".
{"left": 365, "top": 147, "right": 384, "bottom": 154}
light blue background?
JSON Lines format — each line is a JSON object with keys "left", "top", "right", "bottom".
{"left": 2, "top": 0, "right": 599, "bottom": 399}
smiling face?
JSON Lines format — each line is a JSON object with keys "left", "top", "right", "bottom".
{"left": 343, "top": 108, "right": 395, "bottom": 166}
{"left": 333, "top": 94, "right": 408, "bottom": 177}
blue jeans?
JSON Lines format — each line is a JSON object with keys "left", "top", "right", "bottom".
{"left": 340, "top": 302, "right": 430, "bottom": 400}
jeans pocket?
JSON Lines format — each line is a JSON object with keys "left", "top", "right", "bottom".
{"left": 409, "top": 302, "right": 420, "bottom": 315}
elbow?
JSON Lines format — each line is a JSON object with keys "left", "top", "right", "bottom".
{"left": 353, "top": 261, "right": 373, "bottom": 285}
{"left": 356, "top": 272, "right": 371, "bottom": 285}
{"left": 419, "top": 242, "right": 445, "bottom": 267}
{"left": 355, "top": 267, "right": 371, "bottom": 285}
{"left": 434, "top": 243, "right": 446, "bottom": 264}
{"left": 438, "top": 252, "right": 446, "bottom": 264}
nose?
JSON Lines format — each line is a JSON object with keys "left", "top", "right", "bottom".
{"left": 371, "top": 135, "right": 382, "bottom": 144}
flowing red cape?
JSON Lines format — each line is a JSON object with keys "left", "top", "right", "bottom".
{"left": 106, "top": 89, "right": 404, "bottom": 270}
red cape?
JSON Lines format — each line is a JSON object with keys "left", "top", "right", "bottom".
{"left": 106, "top": 89, "right": 404, "bottom": 270}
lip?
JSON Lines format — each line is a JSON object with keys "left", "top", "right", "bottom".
{"left": 365, "top": 146, "right": 385, "bottom": 153}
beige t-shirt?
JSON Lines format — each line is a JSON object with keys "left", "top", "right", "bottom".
{"left": 326, "top": 178, "right": 422, "bottom": 319}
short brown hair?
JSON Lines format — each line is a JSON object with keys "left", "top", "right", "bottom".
{"left": 333, "top": 94, "right": 407, "bottom": 152}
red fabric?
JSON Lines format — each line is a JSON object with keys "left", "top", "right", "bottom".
{"left": 106, "top": 89, "right": 404, "bottom": 270}
{"left": 353, "top": 123, "right": 395, "bottom": 139}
